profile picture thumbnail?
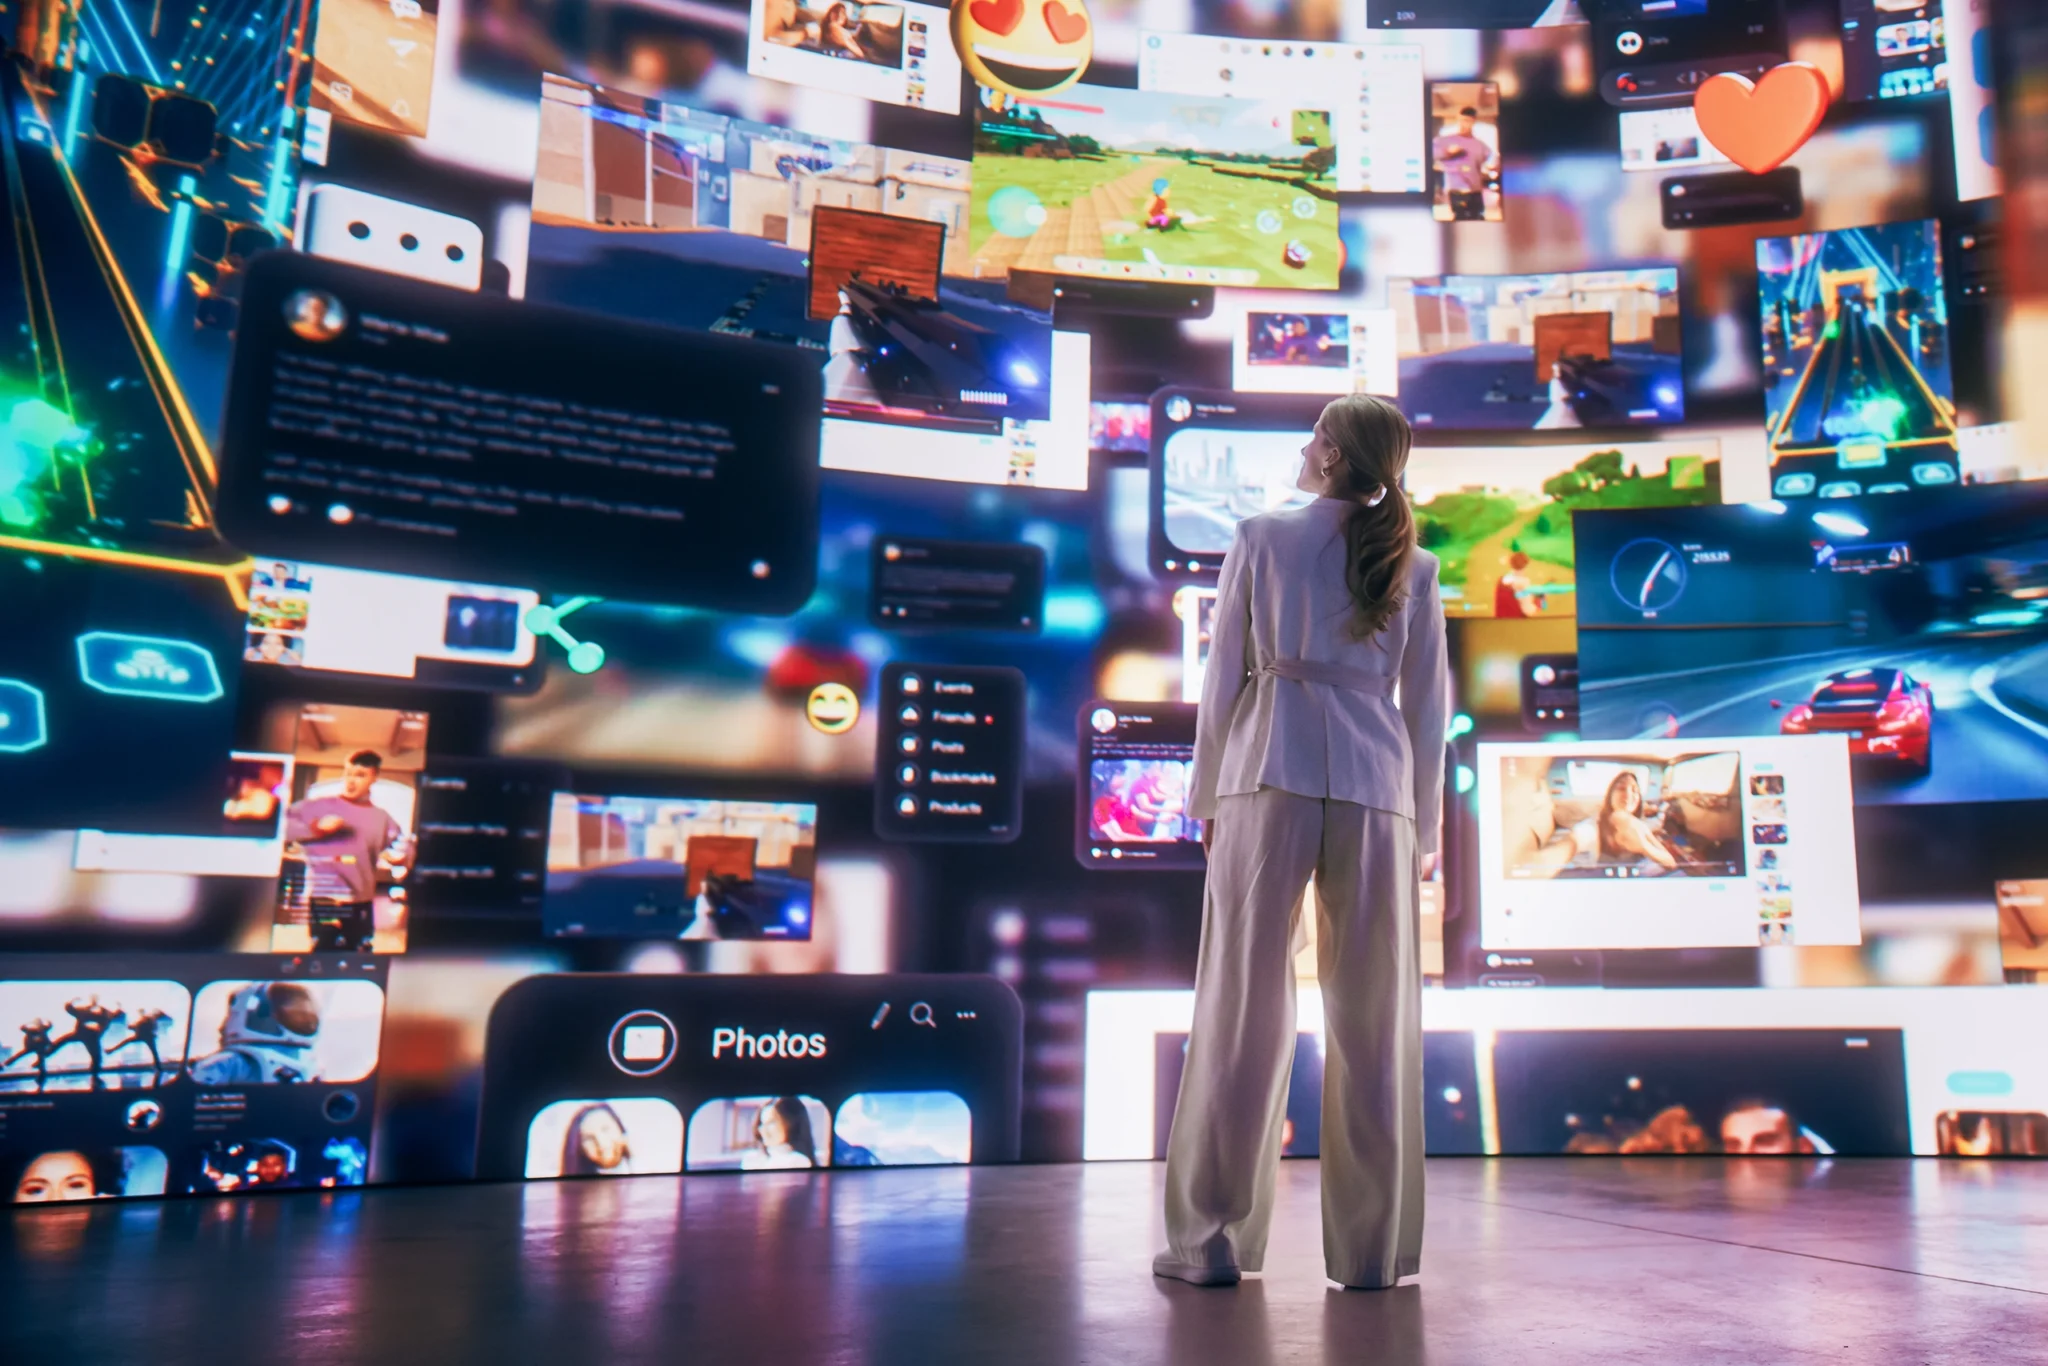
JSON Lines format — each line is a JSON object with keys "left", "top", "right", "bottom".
{"left": 284, "top": 289, "right": 348, "bottom": 342}
{"left": 4, "top": 1145, "right": 167, "bottom": 1204}
{"left": 524, "top": 1098, "right": 684, "bottom": 1179}
{"left": 687, "top": 1095, "right": 832, "bottom": 1171}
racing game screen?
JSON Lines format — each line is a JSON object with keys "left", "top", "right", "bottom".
{"left": 1574, "top": 483, "right": 2048, "bottom": 806}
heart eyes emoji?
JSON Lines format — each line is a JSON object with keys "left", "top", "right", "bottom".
{"left": 967, "top": 0, "right": 1023, "bottom": 34}
{"left": 1042, "top": 0, "right": 1088, "bottom": 42}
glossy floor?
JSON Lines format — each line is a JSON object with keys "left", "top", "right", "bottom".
{"left": 6, "top": 1158, "right": 2047, "bottom": 1364}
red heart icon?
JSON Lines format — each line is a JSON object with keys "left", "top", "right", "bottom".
{"left": 1693, "top": 62, "right": 1830, "bottom": 176}
{"left": 1042, "top": 0, "right": 1088, "bottom": 44}
{"left": 969, "top": 0, "right": 1023, "bottom": 36}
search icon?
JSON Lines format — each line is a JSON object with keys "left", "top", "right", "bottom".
{"left": 909, "top": 1001, "right": 936, "bottom": 1028}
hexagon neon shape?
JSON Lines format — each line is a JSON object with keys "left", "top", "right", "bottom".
{"left": 75, "top": 633, "right": 224, "bottom": 703}
{"left": 0, "top": 679, "right": 47, "bottom": 752}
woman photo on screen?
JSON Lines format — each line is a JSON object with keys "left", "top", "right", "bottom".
{"left": 745, "top": 1097, "right": 819, "bottom": 1170}
{"left": 1595, "top": 771, "right": 1678, "bottom": 871}
{"left": 561, "top": 1104, "right": 634, "bottom": 1177}
{"left": 1158, "top": 394, "right": 1448, "bottom": 1292}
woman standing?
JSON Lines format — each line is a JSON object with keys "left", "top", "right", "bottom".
{"left": 1155, "top": 394, "right": 1448, "bottom": 1292}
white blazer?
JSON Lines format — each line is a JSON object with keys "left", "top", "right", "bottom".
{"left": 1188, "top": 497, "right": 1451, "bottom": 857}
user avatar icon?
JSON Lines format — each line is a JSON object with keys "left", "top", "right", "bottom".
{"left": 283, "top": 289, "right": 349, "bottom": 342}
{"left": 1090, "top": 707, "right": 1118, "bottom": 735}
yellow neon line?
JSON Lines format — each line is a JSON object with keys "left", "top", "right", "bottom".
{"left": 0, "top": 533, "right": 250, "bottom": 609}
{"left": 33, "top": 89, "right": 218, "bottom": 501}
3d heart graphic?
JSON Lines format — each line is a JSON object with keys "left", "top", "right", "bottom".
{"left": 1693, "top": 62, "right": 1831, "bottom": 176}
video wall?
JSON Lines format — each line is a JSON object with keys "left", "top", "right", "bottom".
{"left": 1, "top": 0, "right": 2044, "bottom": 1206}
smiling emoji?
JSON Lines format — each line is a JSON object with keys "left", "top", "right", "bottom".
{"left": 951, "top": 0, "right": 1093, "bottom": 97}
{"left": 805, "top": 681, "right": 862, "bottom": 735}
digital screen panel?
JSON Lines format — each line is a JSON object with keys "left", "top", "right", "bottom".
{"left": 1407, "top": 437, "right": 1731, "bottom": 619}
{"left": 1232, "top": 308, "right": 1399, "bottom": 397}
{"left": 0, "top": 955, "right": 386, "bottom": 1201}
{"left": 473, "top": 974, "right": 1022, "bottom": 1179}
{"left": 748, "top": 0, "right": 963, "bottom": 113}
{"left": 242, "top": 560, "right": 542, "bottom": 692}
{"left": 1388, "top": 270, "right": 1685, "bottom": 431}
{"left": 524, "top": 76, "right": 1090, "bottom": 491}
{"left": 1475, "top": 736, "right": 1861, "bottom": 951}
{"left": 967, "top": 84, "right": 1345, "bottom": 290}
{"left": 1428, "top": 82, "right": 1503, "bottom": 222}
{"left": 1076, "top": 701, "right": 1202, "bottom": 870}
{"left": 1137, "top": 33, "right": 1428, "bottom": 195}
{"left": 1757, "top": 218, "right": 1958, "bottom": 498}
{"left": 543, "top": 795, "right": 819, "bottom": 940}
{"left": 218, "top": 252, "right": 824, "bottom": 612}
{"left": 1148, "top": 388, "right": 1322, "bottom": 579}
{"left": 1574, "top": 485, "right": 2048, "bottom": 807}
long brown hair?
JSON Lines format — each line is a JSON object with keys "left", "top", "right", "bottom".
{"left": 1318, "top": 394, "right": 1416, "bottom": 640}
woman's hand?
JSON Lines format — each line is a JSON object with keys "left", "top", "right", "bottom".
{"left": 1201, "top": 819, "right": 1215, "bottom": 854}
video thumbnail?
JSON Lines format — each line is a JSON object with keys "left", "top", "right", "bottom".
{"left": 1429, "top": 82, "right": 1503, "bottom": 223}
{"left": 1617, "top": 106, "right": 1730, "bottom": 173}
{"left": 1076, "top": 701, "right": 1201, "bottom": 869}
{"left": 525, "top": 1098, "right": 686, "bottom": 1178}
{"left": 269, "top": 704, "right": 429, "bottom": 955}
{"left": 0, "top": 982, "right": 191, "bottom": 1092}
{"left": 1136, "top": 33, "right": 1428, "bottom": 195}
{"left": 5, "top": 1146, "right": 168, "bottom": 1203}
{"left": 1407, "top": 438, "right": 1729, "bottom": 619}
{"left": 1574, "top": 485, "right": 2048, "bottom": 807}
{"left": 1476, "top": 737, "right": 1861, "bottom": 950}
{"left": 749, "top": 0, "right": 962, "bottom": 112}
{"left": 1757, "top": 218, "right": 1956, "bottom": 497}
{"left": 1149, "top": 389, "right": 1322, "bottom": 575}
{"left": 1234, "top": 309, "right": 1398, "bottom": 397}
{"left": 193, "top": 1136, "right": 368, "bottom": 1192}
{"left": 832, "top": 1091, "right": 971, "bottom": 1165}
{"left": 1388, "top": 270, "right": 1685, "bottom": 430}
{"left": 687, "top": 1095, "right": 833, "bottom": 1170}
{"left": 967, "top": 84, "right": 1343, "bottom": 290}
{"left": 1090, "top": 401, "right": 1151, "bottom": 455}
{"left": 543, "top": 795, "right": 818, "bottom": 939}
{"left": 242, "top": 559, "right": 541, "bottom": 692}
{"left": 1492, "top": 1028, "right": 1912, "bottom": 1156}
{"left": 526, "top": 76, "right": 1089, "bottom": 492}
{"left": 1934, "top": 1111, "right": 2048, "bottom": 1156}
{"left": 186, "top": 979, "right": 386, "bottom": 1085}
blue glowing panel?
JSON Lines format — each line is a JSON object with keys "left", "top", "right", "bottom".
{"left": 75, "top": 632, "right": 225, "bottom": 703}
{"left": 0, "top": 679, "right": 48, "bottom": 752}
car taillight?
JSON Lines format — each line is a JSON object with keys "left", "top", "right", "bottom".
{"left": 1876, "top": 697, "right": 1920, "bottom": 732}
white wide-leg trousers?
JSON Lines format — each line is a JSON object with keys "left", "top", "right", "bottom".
{"left": 1162, "top": 786, "right": 1424, "bottom": 1289}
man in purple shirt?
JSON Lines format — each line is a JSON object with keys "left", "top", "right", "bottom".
{"left": 1432, "top": 107, "right": 1498, "bottom": 222}
{"left": 285, "top": 749, "right": 409, "bottom": 952}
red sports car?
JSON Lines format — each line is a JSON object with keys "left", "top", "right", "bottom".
{"left": 1778, "top": 667, "right": 1933, "bottom": 772}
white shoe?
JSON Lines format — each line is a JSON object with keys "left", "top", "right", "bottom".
{"left": 1153, "top": 1251, "right": 1242, "bottom": 1286}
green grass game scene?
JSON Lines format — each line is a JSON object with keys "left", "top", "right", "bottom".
{"left": 967, "top": 85, "right": 1343, "bottom": 290}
